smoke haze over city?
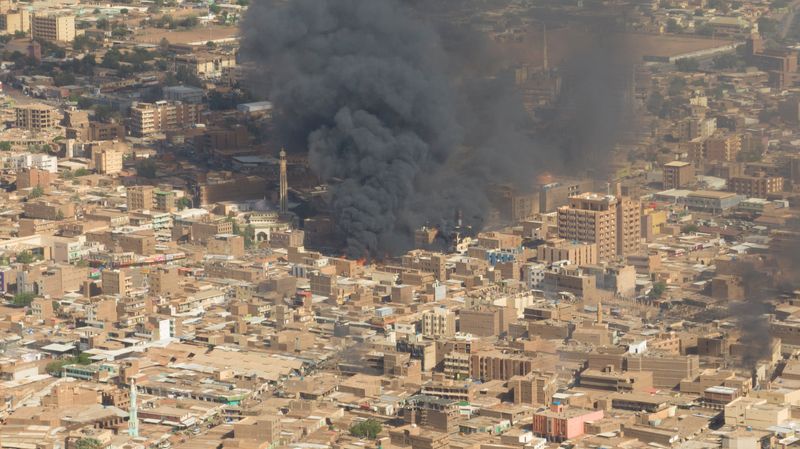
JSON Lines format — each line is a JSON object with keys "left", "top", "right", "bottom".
{"left": 241, "top": 0, "right": 633, "bottom": 257}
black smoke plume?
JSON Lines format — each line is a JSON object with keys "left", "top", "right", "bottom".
{"left": 241, "top": 0, "right": 632, "bottom": 257}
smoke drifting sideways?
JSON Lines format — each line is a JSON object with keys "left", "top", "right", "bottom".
{"left": 241, "top": 0, "right": 633, "bottom": 258}
{"left": 728, "top": 262, "right": 772, "bottom": 370}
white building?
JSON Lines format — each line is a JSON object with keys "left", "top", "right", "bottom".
{"left": 522, "top": 262, "right": 546, "bottom": 290}
{"left": 3, "top": 153, "right": 58, "bottom": 173}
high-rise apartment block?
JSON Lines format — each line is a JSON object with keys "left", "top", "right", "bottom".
{"left": 127, "top": 186, "right": 155, "bottom": 211}
{"left": 102, "top": 269, "right": 133, "bottom": 297}
{"left": 704, "top": 133, "right": 741, "bottom": 162}
{"left": 15, "top": 104, "right": 58, "bottom": 130}
{"left": 663, "top": 161, "right": 694, "bottom": 190}
{"left": 728, "top": 175, "right": 784, "bottom": 198}
{"left": 0, "top": 8, "right": 30, "bottom": 34}
{"left": 92, "top": 147, "right": 124, "bottom": 175}
{"left": 31, "top": 13, "right": 75, "bottom": 43}
{"left": 421, "top": 308, "right": 456, "bottom": 338}
{"left": 557, "top": 192, "right": 641, "bottom": 261}
{"left": 130, "top": 101, "right": 203, "bottom": 137}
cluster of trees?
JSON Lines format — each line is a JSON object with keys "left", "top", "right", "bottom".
{"left": 101, "top": 47, "right": 157, "bottom": 73}
{"left": 61, "top": 168, "right": 91, "bottom": 179}
{"left": 229, "top": 218, "right": 256, "bottom": 248}
{"left": 11, "top": 291, "right": 36, "bottom": 307}
{"left": 151, "top": 14, "right": 199, "bottom": 29}
{"left": 349, "top": 420, "right": 382, "bottom": 439}
{"left": 45, "top": 353, "right": 93, "bottom": 376}
{"left": 15, "top": 251, "right": 39, "bottom": 265}
{"left": 136, "top": 159, "right": 158, "bottom": 178}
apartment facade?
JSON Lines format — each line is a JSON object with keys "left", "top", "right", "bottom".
{"left": 557, "top": 192, "right": 640, "bottom": 261}
{"left": 130, "top": 101, "right": 203, "bottom": 137}
{"left": 15, "top": 104, "right": 58, "bottom": 130}
{"left": 31, "top": 13, "right": 75, "bottom": 42}
{"left": 728, "top": 175, "right": 784, "bottom": 198}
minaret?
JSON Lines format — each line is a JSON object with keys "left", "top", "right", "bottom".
{"left": 279, "top": 148, "right": 288, "bottom": 214}
{"left": 129, "top": 379, "right": 139, "bottom": 438}
{"left": 597, "top": 301, "right": 603, "bottom": 325}
{"left": 542, "top": 23, "right": 549, "bottom": 74}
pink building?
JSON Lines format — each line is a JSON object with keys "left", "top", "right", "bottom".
{"left": 532, "top": 403, "right": 604, "bottom": 442}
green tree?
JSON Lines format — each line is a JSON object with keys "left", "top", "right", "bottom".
{"left": 136, "top": 159, "right": 157, "bottom": 178}
{"left": 668, "top": 77, "right": 687, "bottom": 96}
{"left": 45, "top": 360, "right": 68, "bottom": 376}
{"left": 681, "top": 224, "right": 699, "bottom": 234}
{"left": 16, "top": 251, "right": 36, "bottom": 264}
{"left": 646, "top": 91, "right": 664, "bottom": 116}
{"left": 675, "top": 58, "right": 699, "bottom": 72}
{"left": 75, "top": 439, "right": 103, "bottom": 449}
{"left": 177, "top": 197, "right": 192, "bottom": 210}
{"left": 29, "top": 186, "right": 44, "bottom": 198}
{"left": 666, "top": 18, "right": 682, "bottom": 33}
{"left": 649, "top": 282, "right": 667, "bottom": 300}
{"left": 712, "top": 53, "right": 740, "bottom": 70}
{"left": 695, "top": 23, "right": 714, "bottom": 36}
{"left": 12, "top": 291, "right": 36, "bottom": 306}
{"left": 757, "top": 17, "right": 778, "bottom": 35}
{"left": 0, "top": 141, "right": 10, "bottom": 151}
{"left": 350, "top": 419, "right": 382, "bottom": 439}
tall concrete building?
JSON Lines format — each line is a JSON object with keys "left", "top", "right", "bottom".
{"left": 15, "top": 104, "right": 58, "bottom": 130}
{"left": 421, "top": 308, "right": 456, "bottom": 338}
{"left": 557, "top": 191, "right": 641, "bottom": 261}
{"left": 130, "top": 101, "right": 202, "bottom": 137}
{"left": 127, "top": 186, "right": 155, "bottom": 211}
{"left": 0, "top": 8, "right": 30, "bottom": 34}
{"left": 31, "top": 13, "right": 75, "bottom": 43}
{"left": 663, "top": 161, "right": 694, "bottom": 190}
{"left": 102, "top": 269, "right": 132, "bottom": 296}
{"left": 92, "top": 147, "right": 124, "bottom": 175}
{"left": 705, "top": 133, "right": 741, "bottom": 163}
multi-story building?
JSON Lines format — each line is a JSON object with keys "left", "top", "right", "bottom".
{"left": 127, "top": 186, "right": 154, "bottom": 211}
{"left": 174, "top": 51, "right": 237, "bottom": 79}
{"left": 704, "top": 133, "right": 741, "bottom": 163}
{"left": 92, "top": 147, "right": 124, "bottom": 175}
{"left": 511, "top": 371, "right": 558, "bottom": 405}
{"left": 31, "top": 13, "right": 75, "bottom": 43}
{"left": 616, "top": 195, "right": 641, "bottom": 257}
{"left": 2, "top": 153, "right": 57, "bottom": 173}
{"left": 16, "top": 168, "right": 53, "bottom": 190}
{"left": 24, "top": 200, "right": 74, "bottom": 220}
{"left": 522, "top": 262, "right": 546, "bottom": 290}
{"left": 421, "top": 308, "right": 456, "bottom": 338}
{"left": 0, "top": 9, "right": 30, "bottom": 34}
{"left": 459, "top": 306, "right": 514, "bottom": 337}
{"left": 728, "top": 175, "right": 784, "bottom": 198}
{"left": 15, "top": 104, "right": 58, "bottom": 130}
{"left": 402, "top": 250, "right": 447, "bottom": 280}
{"left": 130, "top": 101, "right": 203, "bottom": 137}
{"left": 469, "top": 350, "right": 534, "bottom": 381}
{"left": 537, "top": 238, "right": 597, "bottom": 266}
{"left": 532, "top": 404, "right": 604, "bottom": 442}
{"left": 663, "top": 161, "right": 694, "bottom": 190}
{"left": 101, "top": 269, "right": 132, "bottom": 296}
{"left": 557, "top": 192, "right": 640, "bottom": 261}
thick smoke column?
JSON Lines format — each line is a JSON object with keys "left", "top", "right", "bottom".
{"left": 241, "top": 0, "right": 633, "bottom": 257}
{"left": 241, "top": 0, "right": 473, "bottom": 256}
{"left": 730, "top": 263, "right": 772, "bottom": 369}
